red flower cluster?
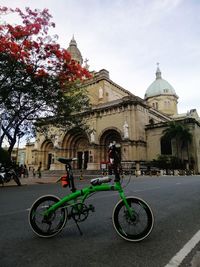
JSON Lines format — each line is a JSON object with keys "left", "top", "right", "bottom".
{"left": 0, "top": 6, "right": 91, "bottom": 87}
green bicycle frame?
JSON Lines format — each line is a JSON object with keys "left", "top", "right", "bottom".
{"left": 45, "top": 181, "right": 133, "bottom": 217}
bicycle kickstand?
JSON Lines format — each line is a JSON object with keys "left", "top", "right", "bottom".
{"left": 74, "top": 220, "right": 83, "bottom": 236}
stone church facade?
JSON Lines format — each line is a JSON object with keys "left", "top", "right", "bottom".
{"left": 30, "top": 37, "right": 200, "bottom": 174}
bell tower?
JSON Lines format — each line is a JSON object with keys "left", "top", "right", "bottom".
{"left": 67, "top": 35, "right": 83, "bottom": 65}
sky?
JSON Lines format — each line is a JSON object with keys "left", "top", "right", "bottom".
{"left": 0, "top": 0, "right": 200, "bottom": 115}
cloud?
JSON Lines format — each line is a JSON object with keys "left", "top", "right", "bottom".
{"left": 0, "top": 0, "right": 199, "bottom": 115}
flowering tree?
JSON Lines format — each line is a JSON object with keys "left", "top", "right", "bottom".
{"left": 0, "top": 6, "right": 91, "bottom": 154}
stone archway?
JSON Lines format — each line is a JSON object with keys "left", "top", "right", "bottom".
{"left": 40, "top": 139, "right": 54, "bottom": 170}
{"left": 62, "top": 128, "right": 90, "bottom": 169}
{"left": 99, "top": 129, "right": 122, "bottom": 162}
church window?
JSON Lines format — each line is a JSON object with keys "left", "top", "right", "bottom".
{"left": 164, "top": 101, "right": 171, "bottom": 107}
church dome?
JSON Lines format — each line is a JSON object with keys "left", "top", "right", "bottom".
{"left": 144, "top": 65, "right": 177, "bottom": 99}
{"left": 67, "top": 35, "right": 83, "bottom": 65}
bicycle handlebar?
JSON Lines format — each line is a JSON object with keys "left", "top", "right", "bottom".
{"left": 57, "top": 144, "right": 121, "bottom": 183}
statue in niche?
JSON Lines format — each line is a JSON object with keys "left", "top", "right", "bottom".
{"left": 53, "top": 135, "right": 59, "bottom": 147}
{"left": 123, "top": 121, "right": 129, "bottom": 139}
{"left": 90, "top": 131, "right": 95, "bottom": 143}
{"left": 99, "top": 87, "right": 103, "bottom": 99}
{"left": 34, "top": 140, "right": 39, "bottom": 149}
{"left": 53, "top": 134, "right": 61, "bottom": 148}
{"left": 90, "top": 130, "right": 95, "bottom": 143}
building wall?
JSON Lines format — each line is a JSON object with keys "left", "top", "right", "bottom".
{"left": 146, "top": 125, "right": 164, "bottom": 160}
{"left": 86, "top": 69, "right": 130, "bottom": 106}
{"left": 24, "top": 69, "right": 200, "bottom": 174}
{"left": 147, "top": 94, "right": 178, "bottom": 116}
{"left": 146, "top": 118, "right": 200, "bottom": 173}
{"left": 25, "top": 143, "right": 35, "bottom": 167}
{"left": 32, "top": 96, "right": 171, "bottom": 171}
{"left": 188, "top": 120, "right": 200, "bottom": 173}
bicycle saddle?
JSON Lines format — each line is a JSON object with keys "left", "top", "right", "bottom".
{"left": 57, "top": 157, "right": 77, "bottom": 164}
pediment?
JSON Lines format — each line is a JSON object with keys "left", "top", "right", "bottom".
{"left": 83, "top": 69, "right": 134, "bottom": 106}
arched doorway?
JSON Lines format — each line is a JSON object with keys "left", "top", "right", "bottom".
{"left": 99, "top": 129, "right": 122, "bottom": 162}
{"left": 160, "top": 136, "right": 172, "bottom": 155}
{"left": 62, "top": 128, "right": 90, "bottom": 169}
{"left": 41, "top": 140, "right": 54, "bottom": 170}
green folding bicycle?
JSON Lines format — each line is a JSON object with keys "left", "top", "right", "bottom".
{"left": 28, "top": 144, "right": 154, "bottom": 242}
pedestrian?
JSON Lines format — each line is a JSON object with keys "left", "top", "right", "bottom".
{"left": 24, "top": 164, "right": 29, "bottom": 178}
{"left": 32, "top": 167, "right": 36, "bottom": 177}
{"left": 19, "top": 164, "right": 25, "bottom": 178}
{"left": 37, "top": 162, "right": 42, "bottom": 178}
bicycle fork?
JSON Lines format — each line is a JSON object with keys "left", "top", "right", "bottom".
{"left": 119, "top": 191, "right": 134, "bottom": 218}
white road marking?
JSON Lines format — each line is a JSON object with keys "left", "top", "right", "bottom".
{"left": 0, "top": 209, "right": 28, "bottom": 216}
{"left": 164, "top": 229, "right": 200, "bottom": 267}
{"left": 133, "top": 186, "right": 161, "bottom": 192}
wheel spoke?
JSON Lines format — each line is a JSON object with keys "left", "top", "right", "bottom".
{"left": 112, "top": 197, "right": 154, "bottom": 242}
{"left": 29, "top": 195, "right": 67, "bottom": 238}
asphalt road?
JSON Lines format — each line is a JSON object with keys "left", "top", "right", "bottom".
{"left": 1, "top": 175, "right": 200, "bottom": 267}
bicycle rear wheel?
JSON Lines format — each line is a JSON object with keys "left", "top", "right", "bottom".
{"left": 29, "top": 195, "right": 67, "bottom": 238}
{"left": 112, "top": 197, "right": 154, "bottom": 242}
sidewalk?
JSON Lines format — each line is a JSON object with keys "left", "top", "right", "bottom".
{"left": 3, "top": 175, "right": 58, "bottom": 187}
{"left": 2, "top": 173, "right": 96, "bottom": 187}
{"left": 4, "top": 173, "right": 199, "bottom": 187}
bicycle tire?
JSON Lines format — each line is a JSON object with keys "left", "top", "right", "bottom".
{"left": 28, "top": 195, "right": 67, "bottom": 238}
{"left": 112, "top": 196, "right": 154, "bottom": 242}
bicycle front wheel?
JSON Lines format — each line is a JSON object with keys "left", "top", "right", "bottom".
{"left": 28, "top": 195, "right": 67, "bottom": 238}
{"left": 112, "top": 197, "right": 154, "bottom": 242}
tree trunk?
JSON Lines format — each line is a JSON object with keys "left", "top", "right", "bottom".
{"left": 7, "top": 138, "right": 17, "bottom": 156}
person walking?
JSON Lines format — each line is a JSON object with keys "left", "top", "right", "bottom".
{"left": 24, "top": 164, "right": 29, "bottom": 178}
{"left": 19, "top": 164, "right": 25, "bottom": 178}
{"left": 32, "top": 167, "right": 36, "bottom": 177}
{"left": 37, "top": 162, "right": 42, "bottom": 178}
